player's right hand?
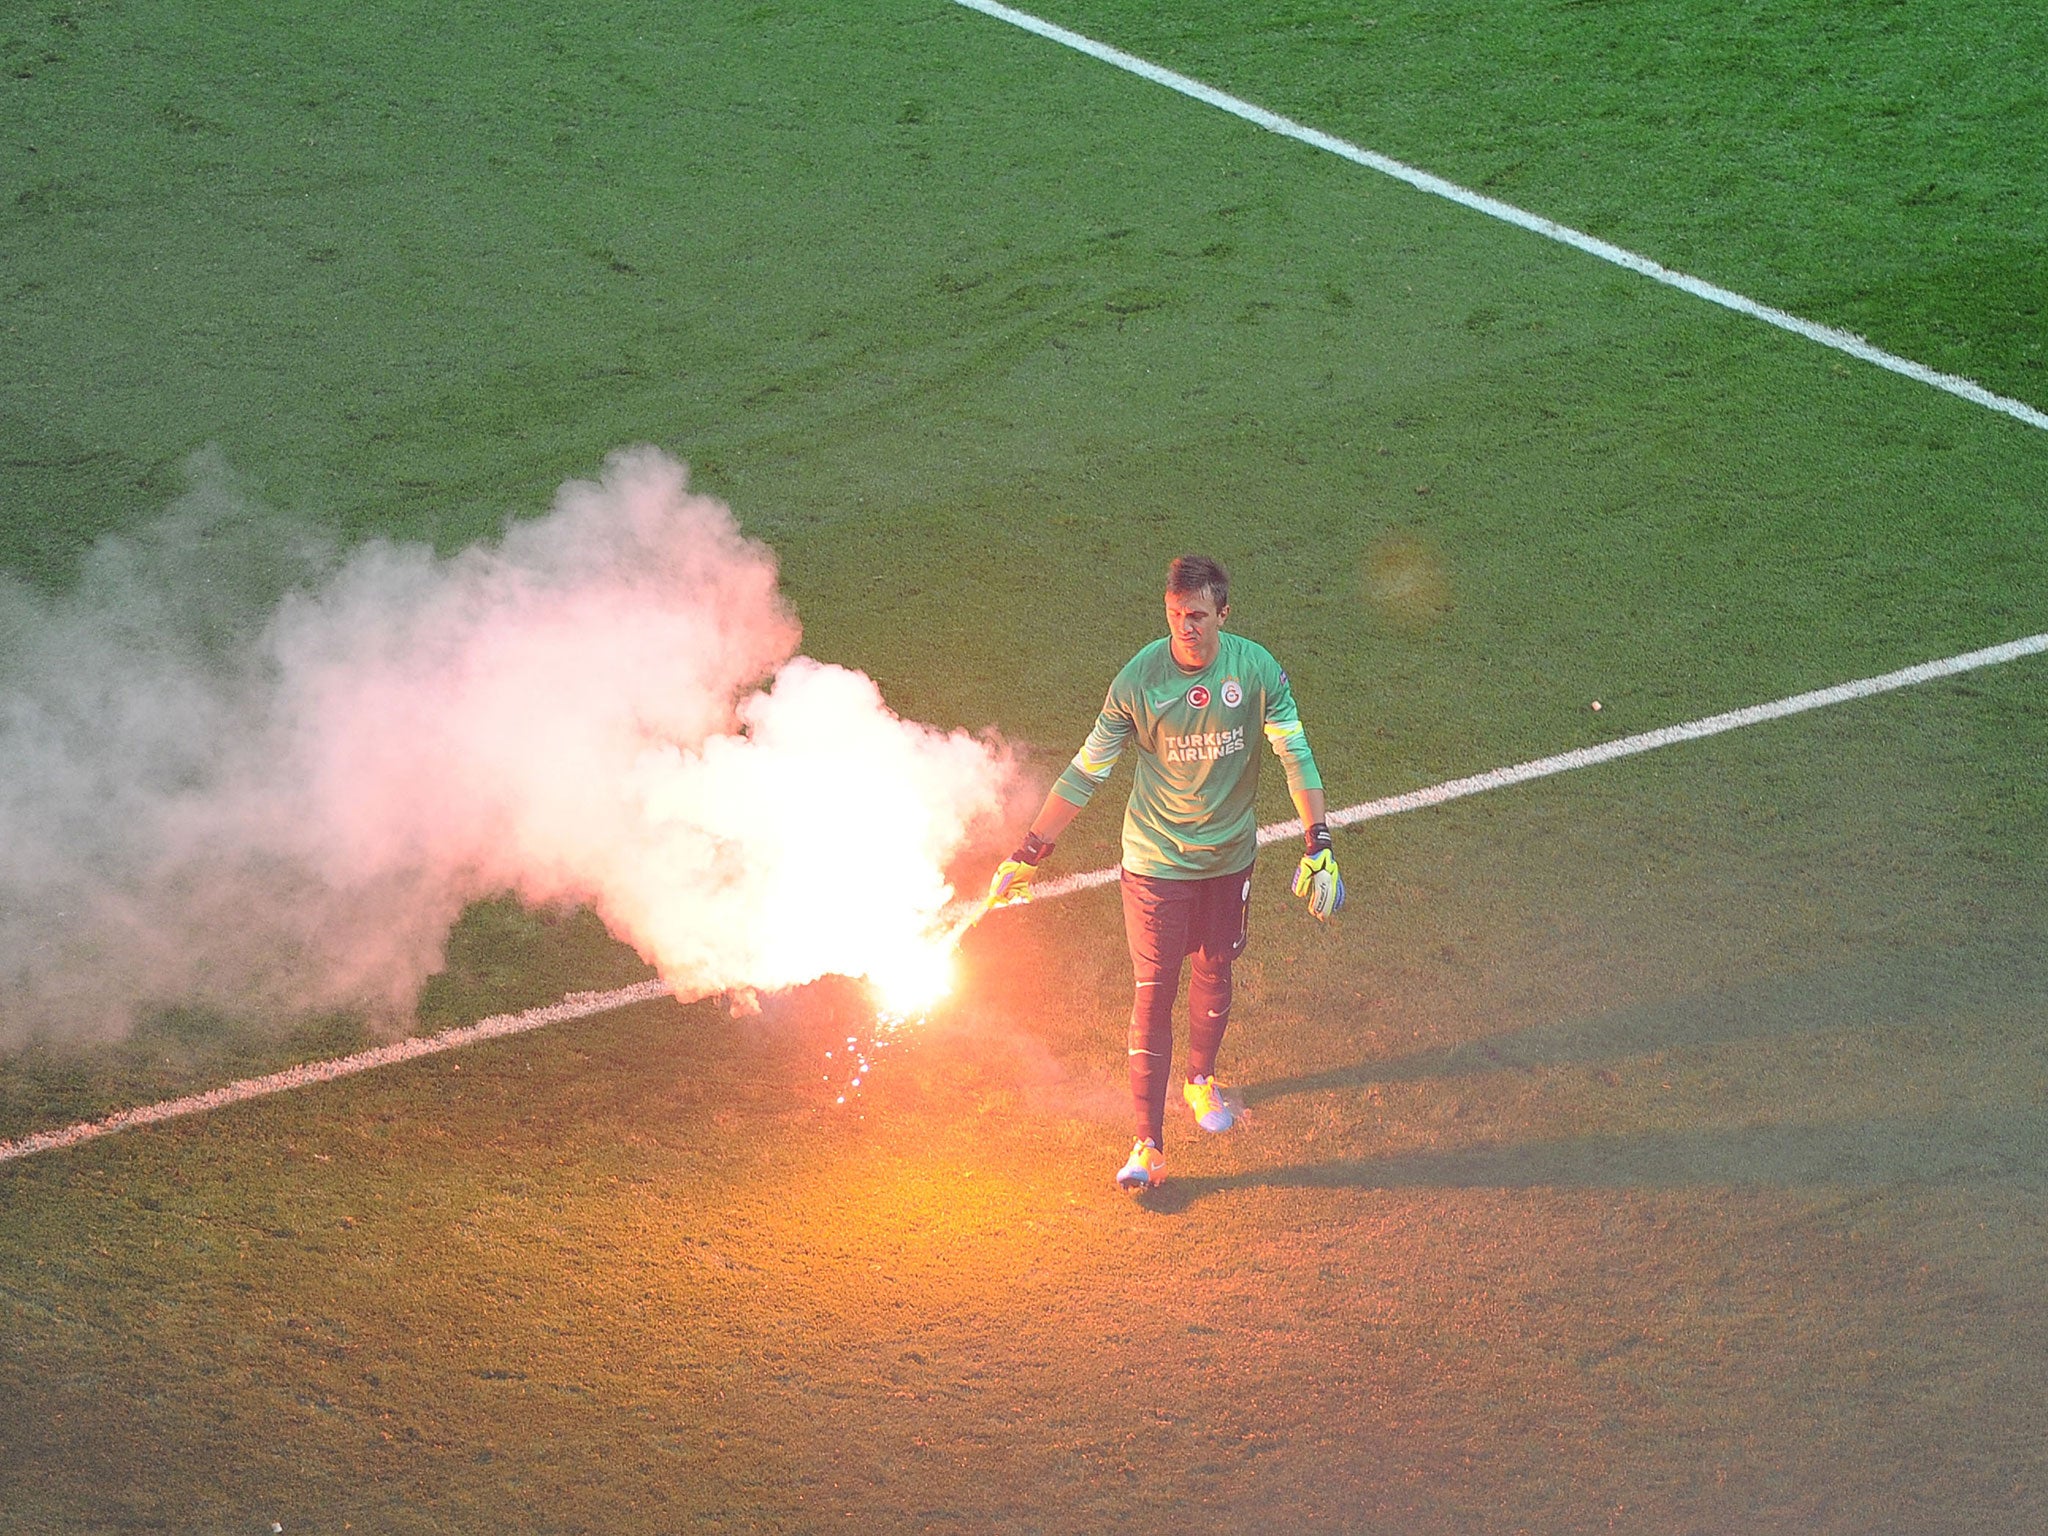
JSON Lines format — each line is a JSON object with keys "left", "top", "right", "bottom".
{"left": 985, "top": 857, "right": 1038, "bottom": 910}
{"left": 985, "top": 832, "right": 1054, "bottom": 910}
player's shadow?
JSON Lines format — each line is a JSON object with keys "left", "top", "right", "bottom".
{"left": 1248, "top": 938, "right": 2020, "bottom": 1104}
{"left": 1135, "top": 938, "right": 2048, "bottom": 1211}
{"left": 1140, "top": 1105, "right": 2048, "bottom": 1213}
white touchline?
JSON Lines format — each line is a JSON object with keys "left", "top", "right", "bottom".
{"left": 0, "top": 983, "right": 670, "bottom": 1166}
{"left": 949, "top": 0, "right": 2048, "bottom": 436}
{"left": 6, "top": 632, "right": 2043, "bottom": 1165}
{"left": 1035, "top": 631, "right": 2048, "bottom": 898}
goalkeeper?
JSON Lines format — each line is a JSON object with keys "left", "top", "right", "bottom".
{"left": 985, "top": 555, "right": 1342, "bottom": 1190}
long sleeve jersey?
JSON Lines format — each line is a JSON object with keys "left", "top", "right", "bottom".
{"left": 1051, "top": 632, "right": 1323, "bottom": 878}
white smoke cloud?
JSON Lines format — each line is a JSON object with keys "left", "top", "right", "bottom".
{"left": 0, "top": 446, "right": 1015, "bottom": 1046}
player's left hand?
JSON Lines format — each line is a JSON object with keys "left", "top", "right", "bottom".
{"left": 1293, "top": 823, "right": 1344, "bottom": 921}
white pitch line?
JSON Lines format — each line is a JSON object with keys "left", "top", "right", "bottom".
{"left": 950, "top": 0, "right": 2048, "bottom": 435}
{"left": 6, "top": 633, "right": 2044, "bottom": 1166}
{"left": 0, "top": 982, "right": 671, "bottom": 1166}
{"left": 1032, "top": 631, "right": 2048, "bottom": 897}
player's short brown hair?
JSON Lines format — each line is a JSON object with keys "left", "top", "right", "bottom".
{"left": 1166, "top": 554, "right": 1229, "bottom": 612}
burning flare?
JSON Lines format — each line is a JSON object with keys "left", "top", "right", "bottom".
{"left": 623, "top": 655, "right": 1002, "bottom": 1005}
{"left": 864, "top": 931, "right": 962, "bottom": 1018}
{"left": 0, "top": 445, "right": 1015, "bottom": 1039}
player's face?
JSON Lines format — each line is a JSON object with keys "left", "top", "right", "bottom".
{"left": 1165, "top": 586, "right": 1226, "bottom": 669}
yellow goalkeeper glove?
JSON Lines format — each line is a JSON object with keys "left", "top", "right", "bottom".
{"left": 1292, "top": 822, "right": 1344, "bottom": 921}
{"left": 985, "top": 831, "right": 1054, "bottom": 911}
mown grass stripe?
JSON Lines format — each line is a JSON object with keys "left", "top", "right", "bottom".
{"left": 8, "top": 631, "right": 2038, "bottom": 1167}
{"left": 949, "top": 0, "right": 2048, "bottom": 435}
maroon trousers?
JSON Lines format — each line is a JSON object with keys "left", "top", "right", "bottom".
{"left": 1119, "top": 864, "right": 1253, "bottom": 1147}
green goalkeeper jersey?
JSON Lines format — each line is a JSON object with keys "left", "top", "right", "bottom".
{"left": 1052, "top": 632, "right": 1323, "bottom": 878}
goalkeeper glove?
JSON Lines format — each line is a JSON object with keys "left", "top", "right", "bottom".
{"left": 1292, "top": 822, "right": 1344, "bottom": 921}
{"left": 985, "top": 831, "right": 1055, "bottom": 911}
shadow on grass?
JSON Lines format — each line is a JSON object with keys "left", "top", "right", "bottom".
{"left": 1140, "top": 1106, "right": 2048, "bottom": 1212}
{"left": 1249, "top": 937, "right": 2030, "bottom": 1104}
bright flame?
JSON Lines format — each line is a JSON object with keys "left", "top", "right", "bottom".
{"left": 833, "top": 902, "right": 989, "bottom": 1108}
{"left": 864, "top": 929, "right": 960, "bottom": 1017}
{"left": 621, "top": 658, "right": 1004, "bottom": 1003}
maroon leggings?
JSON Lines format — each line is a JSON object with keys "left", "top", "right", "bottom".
{"left": 1119, "top": 865, "right": 1253, "bottom": 1147}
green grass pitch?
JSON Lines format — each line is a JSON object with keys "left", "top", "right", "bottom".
{"left": 3, "top": 2, "right": 2046, "bottom": 1531}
